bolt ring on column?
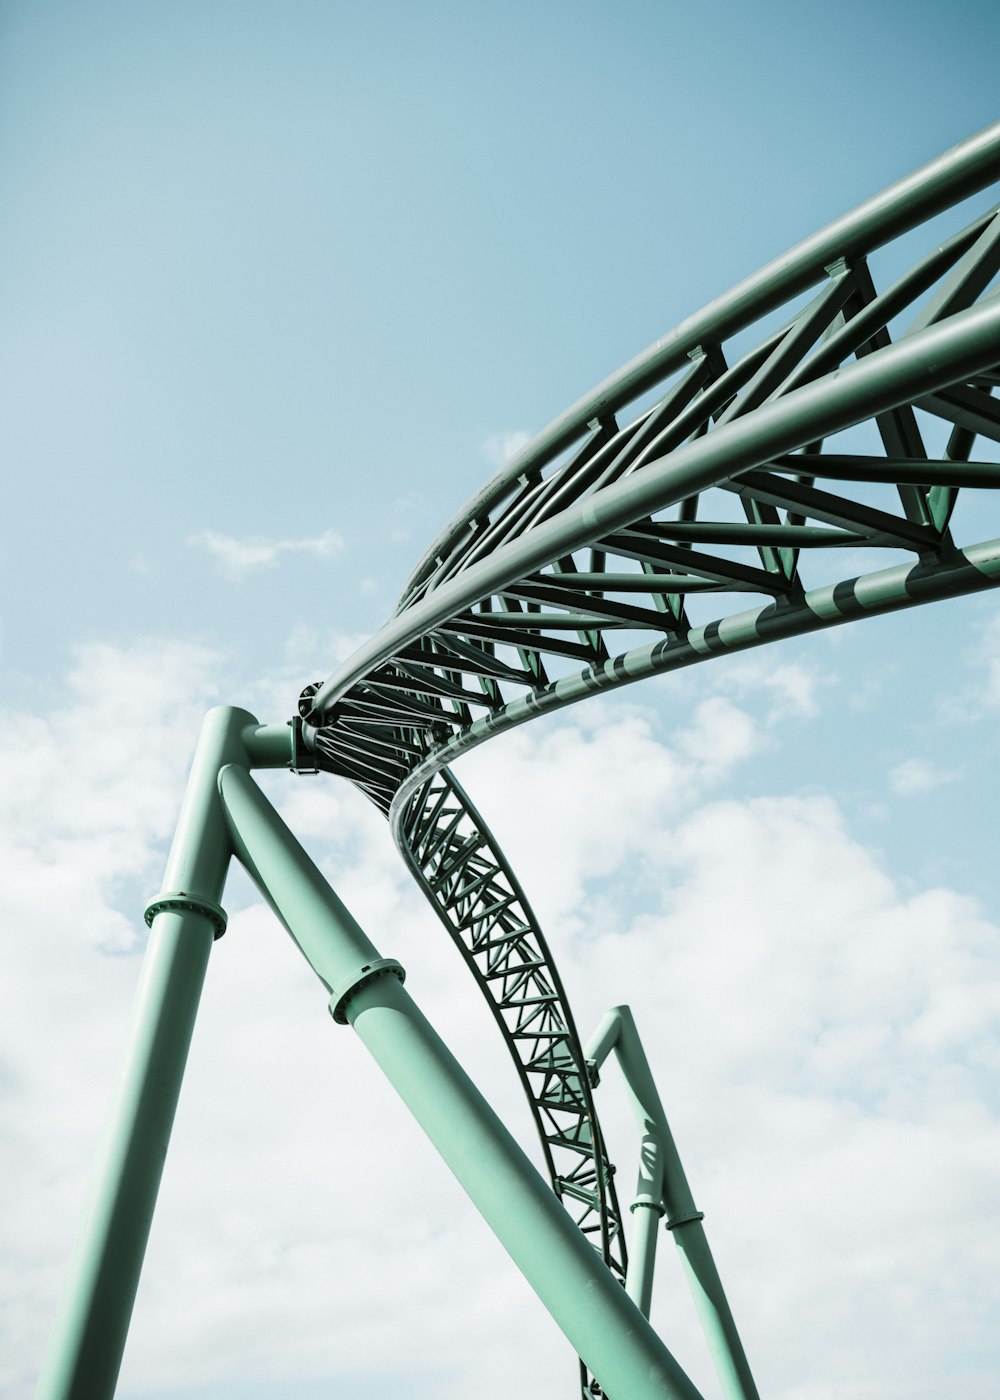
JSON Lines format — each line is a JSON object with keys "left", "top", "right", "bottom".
{"left": 665, "top": 1210, "right": 705, "bottom": 1231}
{"left": 143, "top": 891, "right": 229, "bottom": 940}
{"left": 328, "top": 957, "right": 406, "bottom": 1024}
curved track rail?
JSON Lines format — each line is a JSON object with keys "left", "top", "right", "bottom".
{"left": 300, "top": 123, "right": 1000, "bottom": 1394}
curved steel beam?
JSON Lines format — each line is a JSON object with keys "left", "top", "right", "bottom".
{"left": 396, "top": 765, "right": 629, "bottom": 1275}
{"left": 295, "top": 125, "right": 1000, "bottom": 1396}
{"left": 308, "top": 295, "right": 1000, "bottom": 724}
{"left": 398, "top": 119, "right": 1000, "bottom": 604}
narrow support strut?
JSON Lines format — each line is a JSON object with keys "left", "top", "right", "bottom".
{"left": 587, "top": 1006, "right": 760, "bottom": 1400}
{"left": 35, "top": 708, "right": 258, "bottom": 1400}
{"left": 627, "top": 1137, "right": 666, "bottom": 1318}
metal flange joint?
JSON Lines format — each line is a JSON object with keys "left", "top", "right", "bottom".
{"left": 328, "top": 956, "right": 406, "bottom": 1024}
{"left": 143, "top": 890, "right": 229, "bottom": 940}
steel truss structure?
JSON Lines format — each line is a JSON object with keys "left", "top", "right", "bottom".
{"left": 38, "top": 123, "right": 1000, "bottom": 1400}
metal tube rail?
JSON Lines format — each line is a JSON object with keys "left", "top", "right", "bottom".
{"left": 390, "top": 534, "right": 1000, "bottom": 823}
{"left": 34, "top": 709, "right": 280, "bottom": 1400}
{"left": 587, "top": 1007, "right": 759, "bottom": 1400}
{"left": 400, "top": 119, "right": 1000, "bottom": 600}
{"left": 309, "top": 294, "right": 1000, "bottom": 719}
{"left": 218, "top": 762, "right": 706, "bottom": 1400}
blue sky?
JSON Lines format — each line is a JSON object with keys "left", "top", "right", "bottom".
{"left": 3, "top": 4, "right": 1000, "bottom": 1399}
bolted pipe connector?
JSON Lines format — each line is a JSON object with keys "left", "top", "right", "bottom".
{"left": 328, "top": 957, "right": 406, "bottom": 1025}
{"left": 143, "top": 890, "right": 228, "bottom": 940}
{"left": 630, "top": 1197, "right": 666, "bottom": 1217}
{"left": 665, "top": 1209, "right": 705, "bottom": 1232}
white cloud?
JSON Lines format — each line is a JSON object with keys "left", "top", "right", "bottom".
{"left": 940, "top": 611, "right": 1000, "bottom": 720}
{"left": 5, "top": 644, "right": 999, "bottom": 1400}
{"left": 0, "top": 640, "right": 227, "bottom": 1397}
{"left": 187, "top": 528, "right": 344, "bottom": 581}
{"left": 720, "top": 656, "right": 824, "bottom": 721}
{"left": 458, "top": 695, "right": 761, "bottom": 930}
{"left": 1, "top": 637, "right": 554, "bottom": 1400}
{"left": 240, "top": 622, "right": 371, "bottom": 723}
{"left": 662, "top": 653, "right": 826, "bottom": 724}
{"left": 675, "top": 694, "right": 758, "bottom": 775}
{"left": 564, "top": 793, "right": 1000, "bottom": 1400}
{"left": 480, "top": 429, "right": 533, "bottom": 469}
{"left": 889, "top": 757, "right": 957, "bottom": 796}
{"left": 451, "top": 710, "right": 1000, "bottom": 1398}
{"left": 974, "top": 612, "right": 1000, "bottom": 707}
{"left": 389, "top": 491, "right": 422, "bottom": 542}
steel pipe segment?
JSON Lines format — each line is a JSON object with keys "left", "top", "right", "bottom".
{"left": 298, "top": 122, "right": 1000, "bottom": 1398}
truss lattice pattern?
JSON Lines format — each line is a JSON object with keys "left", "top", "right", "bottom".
{"left": 398, "top": 766, "right": 627, "bottom": 1276}
{"left": 298, "top": 125, "right": 1000, "bottom": 1396}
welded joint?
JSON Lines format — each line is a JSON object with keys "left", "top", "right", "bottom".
{"left": 665, "top": 1209, "right": 705, "bottom": 1232}
{"left": 143, "top": 890, "right": 228, "bottom": 940}
{"left": 328, "top": 956, "right": 406, "bottom": 1024}
{"left": 823, "top": 255, "right": 851, "bottom": 279}
{"left": 289, "top": 716, "right": 320, "bottom": 775}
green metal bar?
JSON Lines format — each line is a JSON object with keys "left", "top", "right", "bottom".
{"left": 775, "top": 454, "right": 1000, "bottom": 488}
{"left": 35, "top": 706, "right": 260, "bottom": 1400}
{"left": 217, "top": 763, "right": 706, "bottom": 1400}
{"left": 242, "top": 719, "right": 297, "bottom": 770}
{"left": 311, "top": 294, "right": 1000, "bottom": 717}
{"left": 391, "top": 535, "right": 1000, "bottom": 822}
{"left": 400, "top": 121, "right": 1000, "bottom": 597}
{"left": 587, "top": 1006, "right": 760, "bottom": 1400}
{"left": 627, "top": 1133, "right": 665, "bottom": 1318}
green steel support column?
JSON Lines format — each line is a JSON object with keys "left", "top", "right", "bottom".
{"left": 627, "top": 1132, "right": 666, "bottom": 1318}
{"left": 217, "top": 762, "right": 706, "bottom": 1400}
{"left": 587, "top": 1006, "right": 760, "bottom": 1400}
{"left": 35, "top": 707, "right": 261, "bottom": 1400}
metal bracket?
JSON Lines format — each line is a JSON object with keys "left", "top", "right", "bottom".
{"left": 823, "top": 254, "right": 852, "bottom": 278}
{"left": 143, "top": 890, "right": 228, "bottom": 940}
{"left": 289, "top": 715, "right": 320, "bottom": 775}
{"left": 328, "top": 957, "right": 406, "bottom": 1024}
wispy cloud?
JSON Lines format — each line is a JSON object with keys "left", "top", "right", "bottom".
{"left": 956, "top": 613, "right": 1000, "bottom": 717}
{"left": 9, "top": 643, "right": 1000, "bottom": 1400}
{"left": 715, "top": 656, "right": 824, "bottom": 722}
{"left": 187, "top": 528, "right": 344, "bottom": 581}
{"left": 481, "top": 429, "right": 533, "bottom": 469}
{"left": 661, "top": 654, "right": 827, "bottom": 724}
{"left": 889, "top": 758, "right": 957, "bottom": 796}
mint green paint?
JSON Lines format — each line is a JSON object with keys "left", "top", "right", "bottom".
{"left": 218, "top": 763, "right": 706, "bottom": 1400}
{"left": 35, "top": 707, "right": 258, "bottom": 1400}
{"left": 587, "top": 1006, "right": 760, "bottom": 1400}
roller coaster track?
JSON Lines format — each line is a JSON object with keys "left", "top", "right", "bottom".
{"left": 299, "top": 123, "right": 1000, "bottom": 1395}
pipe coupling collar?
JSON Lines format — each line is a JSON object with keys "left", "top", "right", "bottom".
{"left": 329, "top": 957, "right": 406, "bottom": 1024}
{"left": 665, "top": 1209, "right": 705, "bottom": 1231}
{"left": 629, "top": 1197, "right": 666, "bottom": 1216}
{"left": 143, "top": 891, "right": 228, "bottom": 940}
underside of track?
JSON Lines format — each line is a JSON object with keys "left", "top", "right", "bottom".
{"left": 299, "top": 123, "right": 1000, "bottom": 1396}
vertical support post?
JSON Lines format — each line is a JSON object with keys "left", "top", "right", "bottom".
{"left": 587, "top": 1006, "right": 760, "bottom": 1400}
{"left": 35, "top": 707, "right": 261, "bottom": 1400}
{"left": 218, "top": 763, "right": 706, "bottom": 1400}
{"left": 627, "top": 1131, "right": 665, "bottom": 1317}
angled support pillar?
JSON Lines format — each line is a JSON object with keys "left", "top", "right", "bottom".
{"left": 218, "top": 762, "right": 706, "bottom": 1400}
{"left": 36, "top": 709, "right": 293, "bottom": 1400}
{"left": 587, "top": 1005, "right": 760, "bottom": 1400}
{"left": 37, "top": 709, "right": 707, "bottom": 1400}
{"left": 626, "top": 1128, "right": 666, "bottom": 1318}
